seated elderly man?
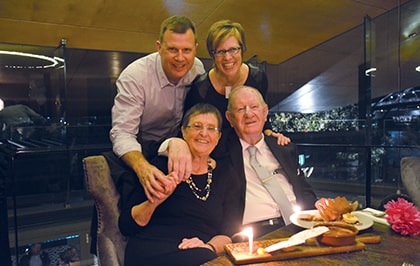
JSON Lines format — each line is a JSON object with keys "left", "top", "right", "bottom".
{"left": 225, "top": 86, "right": 317, "bottom": 238}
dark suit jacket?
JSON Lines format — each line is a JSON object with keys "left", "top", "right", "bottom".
{"left": 222, "top": 131, "right": 317, "bottom": 224}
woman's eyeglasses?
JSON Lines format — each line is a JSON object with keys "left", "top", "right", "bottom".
{"left": 186, "top": 124, "right": 220, "bottom": 134}
{"left": 212, "top": 47, "right": 241, "bottom": 57}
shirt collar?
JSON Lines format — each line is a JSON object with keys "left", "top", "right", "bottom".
{"left": 240, "top": 133, "right": 265, "bottom": 153}
{"left": 155, "top": 53, "right": 172, "bottom": 88}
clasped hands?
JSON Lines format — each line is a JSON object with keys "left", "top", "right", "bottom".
{"left": 140, "top": 138, "right": 192, "bottom": 203}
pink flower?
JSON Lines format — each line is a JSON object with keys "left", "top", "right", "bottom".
{"left": 384, "top": 198, "right": 420, "bottom": 236}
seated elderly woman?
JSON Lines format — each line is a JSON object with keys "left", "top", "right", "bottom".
{"left": 117, "top": 103, "right": 243, "bottom": 266}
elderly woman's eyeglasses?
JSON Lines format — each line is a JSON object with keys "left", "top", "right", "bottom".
{"left": 186, "top": 124, "right": 220, "bottom": 134}
{"left": 212, "top": 47, "right": 241, "bottom": 57}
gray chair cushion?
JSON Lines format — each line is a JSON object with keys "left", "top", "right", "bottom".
{"left": 83, "top": 155, "right": 127, "bottom": 266}
{"left": 401, "top": 157, "right": 420, "bottom": 208}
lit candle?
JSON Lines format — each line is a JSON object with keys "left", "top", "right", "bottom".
{"left": 293, "top": 205, "right": 301, "bottom": 213}
{"left": 242, "top": 227, "right": 253, "bottom": 254}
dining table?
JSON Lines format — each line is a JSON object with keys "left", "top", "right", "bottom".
{"left": 204, "top": 222, "right": 420, "bottom": 265}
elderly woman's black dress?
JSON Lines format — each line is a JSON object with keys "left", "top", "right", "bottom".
{"left": 118, "top": 156, "right": 243, "bottom": 266}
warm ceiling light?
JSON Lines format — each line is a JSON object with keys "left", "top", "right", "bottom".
{"left": 416, "top": 66, "right": 420, "bottom": 72}
{"left": 0, "top": 50, "right": 64, "bottom": 69}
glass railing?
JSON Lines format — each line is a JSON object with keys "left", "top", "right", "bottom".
{"left": 2, "top": 123, "right": 111, "bottom": 265}
{"left": 273, "top": 116, "right": 420, "bottom": 209}
{"left": 295, "top": 143, "right": 419, "bottom": 207}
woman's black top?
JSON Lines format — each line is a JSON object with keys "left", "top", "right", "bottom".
{"left": 118, "top": 156, "right": 243, "bottom": 266}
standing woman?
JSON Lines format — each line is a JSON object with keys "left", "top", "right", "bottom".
{"left": 185, "top": 20, "right": 267, "bottom": 129}
{"left": 184, "top": 20, "right": 289, "bottom": 156}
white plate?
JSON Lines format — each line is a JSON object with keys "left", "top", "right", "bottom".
{"left": 290, "top": 209, "right": 374, "bottom": 231}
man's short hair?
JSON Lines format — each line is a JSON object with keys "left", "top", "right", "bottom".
{"left": 227, "top": 86, "right": 267, "bottom": 111}
{"left": 159, "top": 16, "right": 198, "bottom": 43}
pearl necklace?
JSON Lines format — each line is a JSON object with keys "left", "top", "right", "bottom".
{"left": 185, "top": 159, "right": 213, "bottom": 201}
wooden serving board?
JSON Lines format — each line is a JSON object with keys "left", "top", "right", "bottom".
{"left": 225, "top": 238, "right": 365, "bottom": 265}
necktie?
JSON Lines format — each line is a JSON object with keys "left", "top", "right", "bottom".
{"left": 248, "top": 146, "right": 293, "bottom": 225}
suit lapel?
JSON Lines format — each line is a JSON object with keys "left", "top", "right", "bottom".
{"left": 228, "top": 132, "right": 246, "bottom": 178}
{"left": 264, "top": 137, "right": 298, "bottom": 183}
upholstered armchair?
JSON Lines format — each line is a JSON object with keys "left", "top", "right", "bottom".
{"left": 400, "top": 157, "right": 420, "bottom": 208}
{"left": 83, "top": 155, "right": 127, "bottom": 266}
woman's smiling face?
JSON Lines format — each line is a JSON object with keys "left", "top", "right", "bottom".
{"left": 182, "top": 113, "right": 221, "bottom": 157}
{"left": 213, "top": 36, "right": 243, "bottom": 77}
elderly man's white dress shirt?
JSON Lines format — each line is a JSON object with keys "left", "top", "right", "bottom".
{"left": 240, "top": 135, "right": 297, "bottom": 225}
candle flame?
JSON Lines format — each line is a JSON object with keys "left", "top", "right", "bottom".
{"left": 242, "top": 227, "right": 253, "bottom": 236}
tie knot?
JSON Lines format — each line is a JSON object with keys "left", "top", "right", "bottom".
{"left": 248, "top": 146, "right": 257, "bottom": 158}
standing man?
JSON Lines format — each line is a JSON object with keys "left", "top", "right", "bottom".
{"left": 225, "top": 86, "right": 317, "bottom": 238}
{"left": 91, "top": 15, "right": 204, "bottom": 255}
{"left": 107, "top": 16, "right": 205, "bottom": 201}
{"left": 19, "top": 242, "right": 50, "bottom": 266}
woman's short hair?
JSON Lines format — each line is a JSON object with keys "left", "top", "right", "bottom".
{"left": 206, "top": 20, "right": 247, "bottom": 58}
{"left": 182, "top": 103, "right": 222, "bottom": 129}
